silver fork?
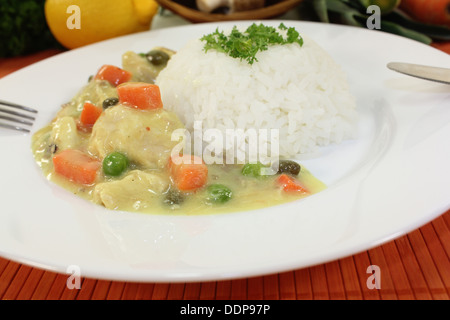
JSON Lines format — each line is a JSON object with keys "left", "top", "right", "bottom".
{"left": 0, "top": 99, "right": 37, "bottom": 133}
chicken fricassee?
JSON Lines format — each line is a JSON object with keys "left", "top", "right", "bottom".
{"left": 31, "top": 47, "right": 325, "bottom": 215}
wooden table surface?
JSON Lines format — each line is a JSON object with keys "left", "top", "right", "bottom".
{"left": 0, "top": 42, "right": 449, "bottom": 301}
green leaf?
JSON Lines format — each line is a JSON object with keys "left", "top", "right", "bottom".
{"left": 313, "top": 0, "right": 434, "bottom": 45}
{"left": 323, "top": 0, "right": 367, "bottom": 27}
{"left": 385, "top": 10, "right": 450, "bottom": 40}
{"left": 201, "top": 23, "right": 304, "bottom": 65}
{"left": 358, "top": 0, "right": 401, "bottom": 14}
{"left": 324, "top": 0, "right": 366, "bottom": 17}
{"left": 379, "top": 20, "right": 432, "bottom": 44}
{"left": 0, "top": 0, "right": 61, "bottom": 57}
{"left": 340, "top": 11, "right": 364, "bottom": 27}
{"left": 312, "top": 0, "right": 329, "bottom": 23}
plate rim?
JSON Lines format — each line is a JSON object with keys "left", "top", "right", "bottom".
{"left": 0, "top": 20, "right": 449, "bottom": 283}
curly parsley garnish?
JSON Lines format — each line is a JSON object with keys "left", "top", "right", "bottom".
{"left": 200, "top": 23, "right": 304, "bottom": 65}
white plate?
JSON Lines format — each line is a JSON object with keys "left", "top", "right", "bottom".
{"left": 1, "top": 21, "right": 449, "bottom": 283}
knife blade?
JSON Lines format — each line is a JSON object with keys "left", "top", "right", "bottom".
{"left": 387, "top": 62, "right": 450, "bottom": 85}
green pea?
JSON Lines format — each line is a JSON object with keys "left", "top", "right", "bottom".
{"left": 241, "top": 162, "right": 266, "bottom": 178}
{"left": 206, "top": 184, "right": 232, "bottom": 204}
{"left": 103, "top": 152, "right": 129, "bottom": 176}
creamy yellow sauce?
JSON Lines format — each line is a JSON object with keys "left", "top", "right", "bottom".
{"left": 31, "top": 47, "right": 326, "bottom": 215}
{"left": 32, "top": 124, "right": 325, "bottom": 215}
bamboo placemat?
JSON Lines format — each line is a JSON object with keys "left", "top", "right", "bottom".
{"left": 0, "top": 50, "right": 449, "bottom": 301}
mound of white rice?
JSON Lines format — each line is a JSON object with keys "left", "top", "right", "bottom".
{"left": 156, "top": 29, "right": 357, "bottom": 162}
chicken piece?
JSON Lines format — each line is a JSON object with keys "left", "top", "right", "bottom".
{"left": 122, "top": 47, "right": 175, "bottom": 84}
{"left": 88, "top": 105, "right": 185, "bottom": 169}
{"left": 93, "top": 170, "right": 169, "bottom": 210}
{"left": 69, "top": 78, "right": 117, "bottom": 113}
{"left": 50, "top": 116, "right": 80, "bottom": 151}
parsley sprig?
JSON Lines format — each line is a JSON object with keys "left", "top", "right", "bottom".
{"left": 200, "top": 23, "right": 304, "bottom": 65}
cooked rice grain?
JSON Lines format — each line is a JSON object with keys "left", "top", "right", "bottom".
{"left": 156, "top": 34, "right": 357, "bottom": 160}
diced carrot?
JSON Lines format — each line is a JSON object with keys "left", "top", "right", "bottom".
{"left": 94, "top": 64, "right": 132, "bottom": 87}
{"left": 276, "top": 174, "right": 309, "bottom": 193}
{"left": 80, "top": 102, "right": 102, "bottom": 127}
{"left": 53, "top": 149, "right": 101, "bottom": 185}
{"left": 169, "top": 154, "right": 208, "bottom": 191}
{"left": 117, "top": 82, "right": 163, "bottom": 110}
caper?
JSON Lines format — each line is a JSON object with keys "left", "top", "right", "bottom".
{"left": 146, "top": 50, "right": 170, "bottom": 66}
{"left": 277, "top": 160, "right": 301, "bottom": 176}
{"left": 163, "top": 188, "right": 184, "bottom": 206}
{"left": 102, "top": 97, "right": 119, "bottom": 110}
{"left": 49, "top": 143, "right": 58, "bottom": 154}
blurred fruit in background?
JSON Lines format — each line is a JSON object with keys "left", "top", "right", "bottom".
{"left": 45, "top": 0, "right": 159, "bottom": 49}
{"left": 0, "top": 0, "right": 60, "bottom": 57}
{"left": 0, "top": 0, "right": 159, "bottom": 57}
{"left": 310, "top": 0, "right": 450, "bottom": 53}
{"left": 0, "top": 0, "right": 448, "bottom": 57}
{"left": 400, "top": 0, "right": 450, "bottom": 27}
{"left": 358, "top": 0, "right": 401, "bottom": 14}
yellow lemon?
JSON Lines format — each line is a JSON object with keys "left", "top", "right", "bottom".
{"left": 45, "top": 0, "right": 159, "bottom": 49}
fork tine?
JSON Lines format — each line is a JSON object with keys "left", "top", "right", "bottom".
{"left": 0, "top": 107, "right": 36, "bottom": 120}
{"left": 0, "top": 122, "right": 31, "bottom": 133}
{"left": 0, "top": 99, "right": 37, "bottom": 113}
{"left": 0, "top": 114, "right": 34, "bottom": 126}
{"left": 0, "top": 100, "right": 37, "bottom": 133}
